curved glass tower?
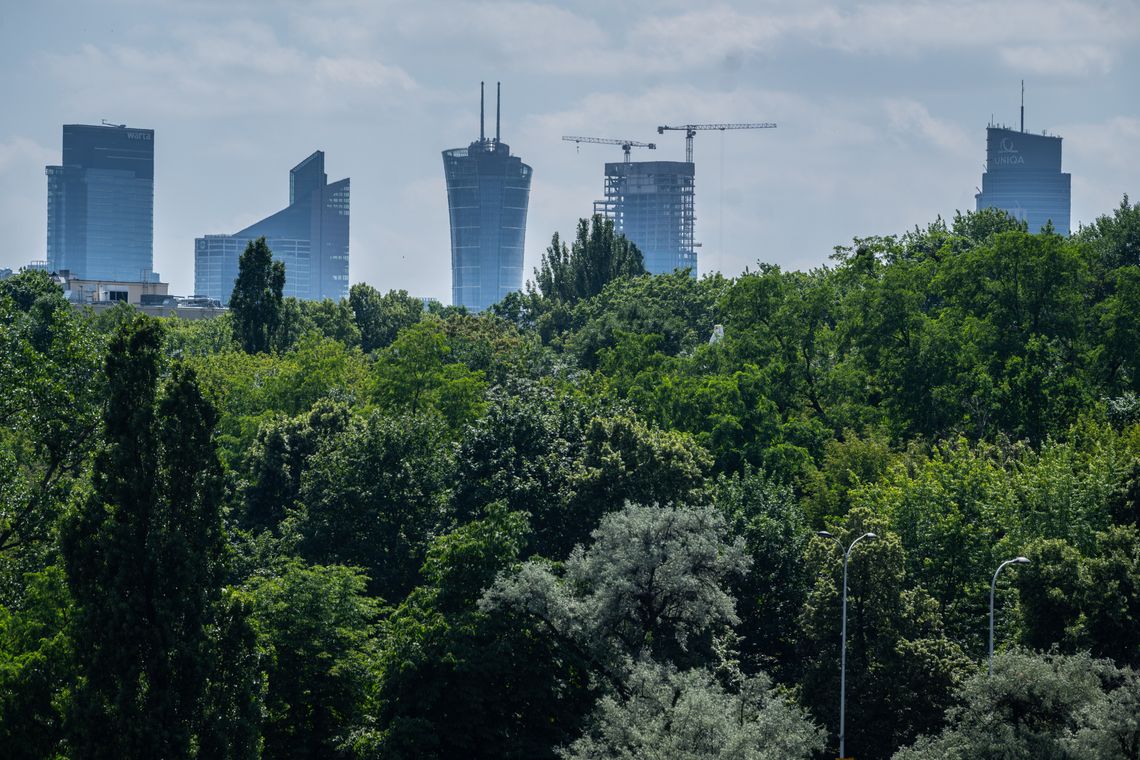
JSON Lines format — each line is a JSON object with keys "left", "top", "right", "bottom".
{"left": 442, "top": 82, "right": 532, "bottom": 312}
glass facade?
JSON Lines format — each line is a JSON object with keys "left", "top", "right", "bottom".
{"left": 975, "top": 127, "right": 1071, "bottom": 235}
{"left": 46, "top": 124, "right": 156, "bottom": 281}
{"left": 443, "top": 139, "right": 532, "bottom": 312}
{"left": 194, "top": 151, "right": 349, "bottom": 303}
{"left": 594, "top": 161, "right": 696, "bottom": 275}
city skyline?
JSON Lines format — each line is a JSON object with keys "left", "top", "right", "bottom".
{"left": 1, "top": 1, "right": 1137, "bottom": 303}
{"left": 194, "top": 150, "right": 350, "bottom": 303}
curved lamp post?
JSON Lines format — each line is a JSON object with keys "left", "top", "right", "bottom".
{"left": 817, "top": 530, "right": 877, "bottom": 760}
{"left": 989, "top": 556, "right": 1029, "bottom": 676}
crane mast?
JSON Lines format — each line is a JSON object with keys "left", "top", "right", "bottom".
{"left": 562, "top": 135, "right": 657, "bottom": 163}
{"left": 656, "top": 122, "right": 777, "bottom": 162}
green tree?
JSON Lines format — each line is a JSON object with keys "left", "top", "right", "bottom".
{"left": 61, "top": 314, "right": 225, "bottom": 759}
{"left": 242, "top": 400, "right": 351, "bottom": 533}
{"left": 0, "top": 274, "right": 102, "bottom": 582}
{"left": 561, "top": 661, "right": 823, "bottom": 760}
{"left": 0, "top": 566, "right": 74, "bottom": 760}
{"left": 297, "top": 411, "right": 453, "bottom": 601}
{"left": 372, "top": 316, "right": 488, "bottom": 432}
{"left": 482, "top": 504, "right": 749, "bottom": 689}
{"left": 247, "top": 560, "right": 378, "bottom": 760}
{"left": 534, "top": 215, "right": 645, "bottom": 306}
{"left": 713, "top": 469, "right": 811, "bottom": 678}
{"left": 363, "top": 507, "right": 589, "bottom": 759}
{"left": 798, "top": 508, "right": 973, "bottom": 760}
{"left": 894, "top": 651, "right": 1131, "bottom": 760}
{"left": 229, "top": 237, "right": 285, "bottom": 354}
{"left": 349, "top": 284, "right": 424, "bottom": 353}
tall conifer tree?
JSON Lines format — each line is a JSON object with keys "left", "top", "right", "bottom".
{"left": 62, "top": 314, "right": 224, "bottom": 759}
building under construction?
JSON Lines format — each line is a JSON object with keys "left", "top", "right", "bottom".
{"left": 594, "top": 160, "right": 696, "bottom": 275}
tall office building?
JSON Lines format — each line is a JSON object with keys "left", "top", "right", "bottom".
{"left": 442, "top": 82, "right": 532, "bottom": 311}
{"left": 594, "top": 161, "right": 696, "bottom": 275}
{"left": 975, "top": 123, "right": 1070, "bottom": 235}
{"left": 46, "top": 123, "right": 157, "bottom": 281}
{"left": 194, "top": 151, "right": 349, "bottom": 303}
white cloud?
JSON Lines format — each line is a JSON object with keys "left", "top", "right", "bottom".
{"left": 1000, "top": 45, "right": 1114, "bottom": 77}
{"left": 883, "top": 99, "right": 972, "bottom": 155}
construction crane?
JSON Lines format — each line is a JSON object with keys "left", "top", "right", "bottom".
{"left": 563, "top": 135, "right": 656, "bottom": 163}
{"left": 656, "top": 123, "right": 776, "bottom": 163}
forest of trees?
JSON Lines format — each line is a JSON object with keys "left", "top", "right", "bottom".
{"left": 2, "top": 204, "right": 1140, "bottom": 759}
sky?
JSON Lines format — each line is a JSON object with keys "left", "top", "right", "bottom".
{"left": 1, "top": 0, "right": 1137, "bottom": 302}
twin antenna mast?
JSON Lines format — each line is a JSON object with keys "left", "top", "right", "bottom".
{"left": 480, "top": 81, "right": 502, "bottom": 144}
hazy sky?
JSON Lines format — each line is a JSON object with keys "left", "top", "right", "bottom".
{"left": 2, "top": 0, "right": 1137, "bottom": 301}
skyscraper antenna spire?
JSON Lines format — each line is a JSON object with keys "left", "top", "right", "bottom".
{"left": 1020, "top": 80, "right": 1025, "bottom": 133}
{"left": 480, "top": 81, "right": 486, "bottom": 142}
{"left": 496, "top": 81, "right": 501, "bottom": 143}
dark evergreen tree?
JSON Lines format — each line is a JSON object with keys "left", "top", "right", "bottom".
{"left": 229, "top": 236, "right": 285, "bottom": 354}
{"left": 61, "top": 314, "right": 225, "bottom": 759}
{"left": 534, "top": 215, "right": 645, "bottom": 305}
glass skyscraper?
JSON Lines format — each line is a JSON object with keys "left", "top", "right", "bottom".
{"left": 194, "top": 151, "right": 349, "bottom": 303}
{"left": 443, "top": 83, "right": 532, "bottom": 312}
{"left": 594, "top": 160, "right": 696, "bottom": 275}
{"left": 46, "top": 123, "right": 157, "bottom": 281}
{"left": 975, "top": 126, "right": 1071, "bottom": 235}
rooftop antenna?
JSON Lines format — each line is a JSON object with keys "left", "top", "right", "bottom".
{"left": 496, "top": 81, "right": 501, "bottom": 143}
{"left": 1020, "top": 80, "right": 1024, "bottom": 133}
{"left": 480, "top": 81, "right": 485, "bottom": 143}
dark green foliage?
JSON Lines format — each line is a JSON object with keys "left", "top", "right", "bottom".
{"left": 246, "top": 560, "right": 378, "bottom": 760}
{"left": 894, "top": 651, "right": 1137, "bottom": 760}
{"left": 349, "top": 284, "right": 424, "bottom": 353}
{"left": 364, "top": 507, "right": 588, "bottom": 759}
{"left": 277, "top": 297, "right": 362, "bottom": 351}
{"left": 197, "top": 589, "right": 264, "bottom": 760}
{"left": 0, "top": 566, "right": 73, "bottom": 760}
{"left": 242, "top": 399, "right": 351, "bottom": 533}
{"left": 0, "top": 269, "right": 64, "bottom": 311}
{"left": 1016, "top": 525, "right": 1140, "bottom": 667}
{"left": 798, "top": 509, "right": 973, "bottom": 760}
{"left": 713, "top": 469, "right": 811, "bottom": 677}
{"left": 297, "top": 411, "right": 453, "bottom": 600}
{"left": 6, "top": 199, "right": 1140, "bottom": 758}
{"left": 0, "top": 277, "right": 102, "bottom": 575}
{"left": 61, "top": 314, "right": 224, "bottom": 759}
{"left": 534, "top": 215, "right": 645, "bottom": 306}
{"left": 229, "top": 237, "right": 285, "bottom": 354}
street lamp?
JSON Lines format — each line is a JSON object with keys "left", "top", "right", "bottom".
{"left": 989, "top": 556, "right": 1030, "bottom": 676}
{"left": 817, "top": 530, "right": 877, "bottom": 760}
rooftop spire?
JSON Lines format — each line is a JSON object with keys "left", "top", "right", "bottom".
{"left": 496, "top": 81, "right": 501, "bottom": 143}
{"left": 480, "top": 81, "right": 485, "bottom": 143}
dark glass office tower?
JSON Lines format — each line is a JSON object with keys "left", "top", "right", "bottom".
{"left": 443, "top": 82, "right": 532, "bottom": 312}
{"left": 594, "top": 161, "right": 696, "bottom": 275}
{"left": 975, "top": 126, "right": 1071, "bottom": 235}
{"left": 194, "top": 151, "right": 349, "bottom": 303}
{"left": 46, "top": 123, "right": 156, "bottom": 281}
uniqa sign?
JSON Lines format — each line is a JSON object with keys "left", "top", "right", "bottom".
{"left": 993, "top": 136, "right": 1024, "bottom": 166}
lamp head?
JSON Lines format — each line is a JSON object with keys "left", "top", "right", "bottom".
{"left": 865, "top": 532, "right": 878, "bottom": 539}
{"left": 1013, "top": 556, "right": 1030, "bottom": 564}
{"left": 817, "top": 531, "right": 834, "bottom": 538}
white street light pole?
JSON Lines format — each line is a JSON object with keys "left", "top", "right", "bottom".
{"left": 989, "top": 557, "right": 1030, "bottom": 676}
{"left": 818, "top": 530, "right": 877, "bottom": 760}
